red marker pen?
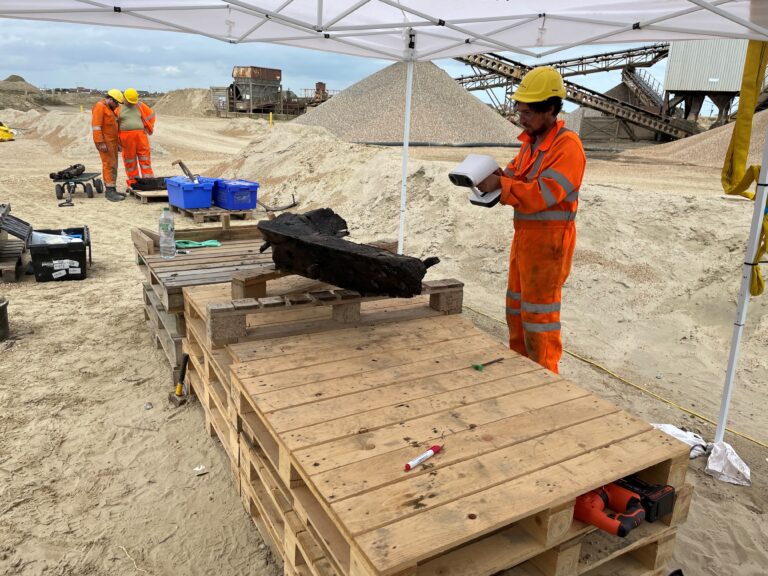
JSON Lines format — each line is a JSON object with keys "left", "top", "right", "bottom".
{"left": 404, "top": 445, "right": 442, "bottom": 471}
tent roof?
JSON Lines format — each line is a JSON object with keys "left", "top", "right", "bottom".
{"left": 1, "top": 1, "right": 767, "bottom": 61}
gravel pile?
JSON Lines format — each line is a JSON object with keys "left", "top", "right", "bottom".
{"left": 153, "top": 88, "right": 215, "bottom": 117}
{"left": 623, "top": 109, "right": 768, "bottom": 168}
{"left": 294, "top": 62, "right": 520, "bottom": 145}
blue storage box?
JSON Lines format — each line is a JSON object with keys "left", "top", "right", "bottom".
{"left": 213, "top": 179, "right": 260, "bottom": 211}
{"left": 166, "top": 176, "right": 216, "bottom": 209}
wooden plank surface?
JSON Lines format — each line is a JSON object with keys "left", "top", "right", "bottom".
{"left": 228, "top": 313, "right": 689, "bottom": 576}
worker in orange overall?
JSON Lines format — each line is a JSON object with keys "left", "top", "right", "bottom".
{"left": 477, "top": 67, "right": 586, "bottom": 373}
{"left": 119, "top": 87, "right": 156, "bottom": 188}
{"left": 91, "top": 89, "right": 126, "bottom": 202}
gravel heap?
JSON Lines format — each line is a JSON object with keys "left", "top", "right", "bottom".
{"left": 622, "top": 109, "right": 768, "bottom": 168}
{"left": 153, "top": 88, "right": 215, "bottom": 117}
{"left": 294, "top": 62, "right": 520, "bottom": 145}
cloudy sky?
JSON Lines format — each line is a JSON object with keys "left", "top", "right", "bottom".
{"left": 0, "top": 18, "right": 671, "bottom": 111}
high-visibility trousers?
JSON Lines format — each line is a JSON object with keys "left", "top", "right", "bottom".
{"left": 505, "top": 223, "right": 576, "bottom": 374}
{"left": 119, "top": 129, "right": 154, "bottom": 187}
{"left": 97, "top": 139, "right": 119, "bottom": 187}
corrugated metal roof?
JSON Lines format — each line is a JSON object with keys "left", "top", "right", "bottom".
{"left": 664, "top": 40, "right": 748, "bottom": 92}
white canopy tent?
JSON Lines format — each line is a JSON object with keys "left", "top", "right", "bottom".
{"left": 2, "top": 0, "right": 767, "bottom": 456}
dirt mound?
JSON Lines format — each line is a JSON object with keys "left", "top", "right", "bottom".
{"left": 294, "top": 62, "right": 520, "bottom": 145}
{"left": 153, "top": 89, "right": 215, "bottom": 117}
{"left": 623, "top": 109, "right": 768, "bottom": 168}
{"left": 2, "top": 109, "right": 168, "bottom": 158}
{"left": 4, "top": 74, "right": 27, "bottom": 82}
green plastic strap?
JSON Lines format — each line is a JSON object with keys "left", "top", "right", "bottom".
{"left": 174, "top": 239, "right": 222, "bottom": 249}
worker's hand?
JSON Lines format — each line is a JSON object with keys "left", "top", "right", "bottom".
{"left": 96, "top": 142, "right": 107, "bottom": 153}
{"left": 477, "top": 173, "right": 502, "bottom": 193}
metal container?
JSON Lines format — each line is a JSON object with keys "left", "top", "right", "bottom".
{"left": 232, "top": 66, "right": 282, "bottom": 82}
{"left": 0, "top": 297, "right": 8, "bottom": 342}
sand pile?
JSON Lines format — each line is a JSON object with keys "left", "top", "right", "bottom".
{"left": 294, "top": 62, "right": 520, "bottom": 145}
{"left": 153, "top": 88, "right": 215, "bottom": 117}
{"left": 2, "top": 108, "right": 170, "bottom": 159}
{"left": 623, "top": 109, "right": 768, "bottom": 167}
{"left": 0, "top": 74, "right": 48, "bottom": 111}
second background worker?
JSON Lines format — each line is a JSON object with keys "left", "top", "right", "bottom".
{"left": 119, "top": 87, "right": 156, "bottom": 189}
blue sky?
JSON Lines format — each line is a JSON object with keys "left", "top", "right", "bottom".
{"left": 0, "top": 19, "right": 672, "bottom": 111}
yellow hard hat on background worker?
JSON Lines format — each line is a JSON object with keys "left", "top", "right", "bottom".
{"left": 107, "top": 88, "right": 124, "bottom": 104}
{"left": 124, "top": 88, "right": 139, "bottom": 104}
{"left": 513, "top": 67, "right": 566, "bottom": 102}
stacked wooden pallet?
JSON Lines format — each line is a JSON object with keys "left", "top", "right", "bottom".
{"left": 132, "top": 222, "right": 273, "bottom": 384}
{"left": 169, "top": 205, "right": 255, "bottom": 224}
{"left": 180, "top": 272, "right": 693, "bottom": 576}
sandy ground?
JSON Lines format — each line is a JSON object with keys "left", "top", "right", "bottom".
{"left": 0, "top": 110, "right": 767, "bottom": 576}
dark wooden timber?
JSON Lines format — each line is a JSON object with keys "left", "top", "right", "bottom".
{"left": 257, "top": 208, "right": 439, "bottom": 298}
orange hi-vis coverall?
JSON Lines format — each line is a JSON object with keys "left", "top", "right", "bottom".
{"left": 500, "top": 119, "right": 586, "bottom": 373}
{"left": 119, "top": 101, "right": 156, "bottom": 187}
{"left": 91, "top": 100, "right": 120, "bottom": 187}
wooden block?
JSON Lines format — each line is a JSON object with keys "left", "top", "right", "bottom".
{"left": 519, "top": 502, "right": 575, "bottom": 547}
{"left": 131, "top": 227, "right": 156, "bottom": 255}
{"left": 287, "top": 293, "right": 314, "bottom": 306}
{"left": 332, "top": 302, "right": 361, "bottom": 323}
{"left": 233, "top": 278, "right": 267, "bottom": 299}
{"left": 529, "top": 538, "right": 581, "bottom": 576}
{"left": 232, "top": 298, "right": 261, "bottom": 310}
{"left": 335, "top": 289, "right": 361, "bottom": 300}
{"left": 630, "top": 532, "right": 676, "bottom": 571}
{"left": 663, "top": 483, "right": 693, "bottom": 527}
{"left": 260, "top": 296, "right": 288, "bottom": 308}
{"left": 430, "top": 290, "right": 463, "bottom": 314}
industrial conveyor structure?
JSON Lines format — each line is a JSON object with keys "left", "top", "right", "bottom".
{"left": 456, "top": 45, "right": 699, "bottom": 140}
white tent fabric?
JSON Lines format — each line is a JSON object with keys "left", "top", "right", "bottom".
{"left": 0, "top": 1, "right": 767, "bottom": 61}
{"left": 2, "top": 0, "right": 768, "bottom": 457}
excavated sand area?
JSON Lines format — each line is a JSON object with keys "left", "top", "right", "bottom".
{"left": 0, "top": 109, "right": 766, "bottom": 575}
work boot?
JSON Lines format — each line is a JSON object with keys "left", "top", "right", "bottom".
{"left": 105, "top": 186, "right": 125, "bottom": 202}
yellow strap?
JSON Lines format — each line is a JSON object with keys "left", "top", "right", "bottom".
{"left": 722, "top": 41, "right": 768, "bottom": 296}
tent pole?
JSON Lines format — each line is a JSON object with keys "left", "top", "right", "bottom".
{"left": 714, "top": 131, "right": 768, "bottom": 444}
{"left": 398, "top": 58, "right": 414, "bottom": 255}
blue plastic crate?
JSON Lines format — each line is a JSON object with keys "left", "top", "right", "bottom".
{"left": 166, "top": 176, "right": 216, "bottom": 209}
{"left": 213, "top": 179, "right": 260, "bottom": 211}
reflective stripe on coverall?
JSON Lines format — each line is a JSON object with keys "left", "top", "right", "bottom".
{"left": 501, "top": 119, "right": 586, "bottom": 373}
{"left": 119, "top": 102, "right": 155, "bottom": 187}
{"left": 91, "top": 99, "right": 119, "bottom": 186}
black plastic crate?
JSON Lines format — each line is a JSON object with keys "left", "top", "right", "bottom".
{"left": 28, "top": 226, "right": 91, "bottom": 282}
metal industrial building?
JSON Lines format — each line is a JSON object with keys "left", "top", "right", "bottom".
{"left": 663, "top": 39, "right": 748, "bottom": 126}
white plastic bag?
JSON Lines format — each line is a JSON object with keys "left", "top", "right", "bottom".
{"left": 652, "top": 424, "right": 709, "bottom": 459}
{"left": 705, "top": 441, "right": 751, "bottom": 486}
{"left": 31, "top": 231, "right": 81, "bottom": 245}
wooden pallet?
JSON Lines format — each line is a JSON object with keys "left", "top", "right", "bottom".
{"left": 0, "top": 238, "right": 25, "bottom": 282}
{"left": 143, "top": 283, "right": 185, "bottom": 384}
{"left": 179, "top": 279, "right": 692, "bottom": 576}
{"left": 170, "top": 204, "right": 255, "bottom": 224}
{"left": 137, "top": 243, "right": 272, "bottom": 313}
{"left": 129, "top": 188, "right": 168, "bottom": 204}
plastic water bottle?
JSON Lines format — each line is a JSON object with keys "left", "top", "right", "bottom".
{"left": 159, "top": 207, "right": 175, "bottom": 260}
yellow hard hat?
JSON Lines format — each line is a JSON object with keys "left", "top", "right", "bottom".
{"left": 107, "top": 89, "right": 124, "bottom": 104}
{"left": 124, "top": 87, "right": 139, "bottom": 104}
{"left": 512, "top": 67, "right": 566, "bottom": 103}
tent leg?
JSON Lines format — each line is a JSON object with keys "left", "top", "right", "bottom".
{"left": 714, "top": 132, "right": 768, "bottom": 443}
{"left": 397, "top": 59, "right": 414, "bottom": 255}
